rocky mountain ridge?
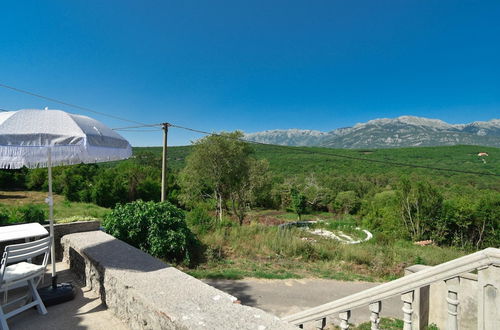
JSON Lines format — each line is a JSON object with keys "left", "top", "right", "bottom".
{"left": 244, "top": 116, "right": 500, "bottom": 148}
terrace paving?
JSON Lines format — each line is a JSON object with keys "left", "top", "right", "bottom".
{"left": 203, "top": 278, "right": 401, "bottom": 325}
{"left": 7, "top": 262, "right": 128, "bottom": 330}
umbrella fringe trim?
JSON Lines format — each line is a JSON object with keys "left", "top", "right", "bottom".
{"left": 0, "top": 145, "right": 132, "bottom": 169}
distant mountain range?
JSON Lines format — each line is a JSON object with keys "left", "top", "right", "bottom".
{"left": 244, "top": 116, "right": 500, "bottom": 148}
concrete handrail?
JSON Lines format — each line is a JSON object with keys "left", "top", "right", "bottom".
{"left": 283, "top": 247, "right": 500, "bottom": 325}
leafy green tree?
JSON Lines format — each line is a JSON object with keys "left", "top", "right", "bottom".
{"left": 26, "top": 168, "right": 48, "bottom": 190}
{"left": 91, "top": 168, "right": 128, "bottom": 207}
{"left": 302, "top": 173, "right": 334, "bottom": 211}
{"left": 475, "top": 192, "right": 500, "bottom": 248}
{"left": 438, "top": 197, "right": 476, "bottom": 248}
{"left": 334, "top": 190, "right": 360, "bottom": 214}
{"left": 290, "top": 188, "right": 307, "bottom": 220}
{"left": 0, "top": 168, "right": 28, "bottom": 190}
{"left": 397, "top": 177, "right": 443, "bottom": 241}
{"left": 179, "top": 131, "right": 255, "bottom": 223}
{"left": 361, "top": 190, "right": 402, "bottom": 238}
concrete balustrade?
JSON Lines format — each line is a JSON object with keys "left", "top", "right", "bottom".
{"left": 368, "top": 301, "right": 381, "bottom": 330}
{"left": 284, "top": 248, "right": 500, "bottom": 330}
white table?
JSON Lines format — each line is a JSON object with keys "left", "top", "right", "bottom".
{"left": 0, "top": 223, "right": 49, "bottom": 292}
{"left": 0, "top": 223, "right": 48, "bottom": 243}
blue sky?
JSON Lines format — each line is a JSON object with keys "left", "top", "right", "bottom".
{"left": 1, "top": 1, "right": 499, "bottom": 146}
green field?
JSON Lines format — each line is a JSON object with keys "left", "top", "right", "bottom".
{"left": 0, "top": 190, "right": 110, "bottom": 224}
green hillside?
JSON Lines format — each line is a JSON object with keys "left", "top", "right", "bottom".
{"left": 139, "top": 144, "right": 500, "bottom": 191}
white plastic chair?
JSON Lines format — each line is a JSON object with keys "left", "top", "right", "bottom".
{"left": 0, "top": 236, "right": 51, "bottom": 330}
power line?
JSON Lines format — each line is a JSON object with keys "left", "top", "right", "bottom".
{"left": 1, "top": 83, "right": 497, "bottom": 177}
{"left": 112, "top": 123, "right": 163, "bottom": 130}
{"left": 114, "top": 128, "right": 163, "bottom": 132}
{"left": 0, "top": 82, "right": 147, "bottom": 126}
{"left": 169, "top": 123, "right": 500, "bottom": 177}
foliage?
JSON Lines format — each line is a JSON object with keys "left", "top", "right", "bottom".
{"left": 0, "top": 191, "right": 110, "bottom": 223}
{"left": 26, "top": 168, "right": 48, "bottom": 190}
{"left": 2, "top": 143, "right": 499, "bottom": 250}
{"left": 58, "top": 164, "right": 98, "bottom": 202}
{"left": 15, "top": 204, "right": 46, "bottom": 224}
{"left": 346, "top": 318, "right": 404, "bottom": 330}
{"left": 186, "top": 203, "right": 215, "bottom": 233}
{"left": 290, "top": 188, "right": 307, "bottom": 220}
{"left": 334, "top": 190, "right": 360, "bottom": 214}
{"left": 0, "top": 206, "right": 9, "bottom": 225}
{"left": 0, "top": 168, "right": 28, "bottom": 190}
{"left": 397, "top": 177, "right": 443, "bottom": 241}
{"left": 361, "top": 190, "right": 402, "bottom": 238}
{"left": 179, "top": 131, "right": 255, "bottom": 224}
{"left": 103, "top": 200, "right": 194, "bottom": 263}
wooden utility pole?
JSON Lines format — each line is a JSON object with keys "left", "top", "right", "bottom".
{"left": 161, "top": 123, "right": 169, "bottom": 202}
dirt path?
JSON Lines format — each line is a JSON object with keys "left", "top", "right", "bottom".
{"left": 203, "top": 278, "right": 401, "bottom": 326}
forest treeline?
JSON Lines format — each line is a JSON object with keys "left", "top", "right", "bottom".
{"left": 0, "top": 135, "right": 498, "bottom": 250}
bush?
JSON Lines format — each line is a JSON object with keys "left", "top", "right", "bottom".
{"left": 186, "top": 204, "right": 214, "bottom": 233}
{"left": 103, "top": 200, "right": 194, "bottom": 263}
{"left": 0, "top": 205, "right": 10, "bottom": 225}
{"left": 17, "top": 204, "right": 46, "bottom": 224}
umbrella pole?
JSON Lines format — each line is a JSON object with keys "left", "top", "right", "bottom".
{"left": 47, "top": 147, "right": 57, "bottom": 286}
{"left": 39, "top": 147, "right": 75, "bottom": 306}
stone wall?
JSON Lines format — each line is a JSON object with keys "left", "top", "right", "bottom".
{"left": 62, "top": 231, "right": 296, "bottom": 330}
{"left": 45, "top": 221, "right": 101, "bottom": 261}
{"left": 0, "top": 220, "right": 100, "bottom": 261}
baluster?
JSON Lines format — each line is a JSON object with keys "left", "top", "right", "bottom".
{"left": 315, "top": 317, "right": 326, "bottom": 330}
{"left": 339, "top": 310, "right": 351, "bottom": 330}
{"left": 401, "top": 291, "right": 414, "bottom": 330}
{"left": 445, "top": 277, "right": 459, "bottom": 330}
{"left": 369, "top": 301, "right": 382, "bottom": 330}
{"left": 478, "top": 265, "right": 500, "bottom": 330}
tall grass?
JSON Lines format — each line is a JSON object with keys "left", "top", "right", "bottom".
{"left": 189, "top": 222, "right": 465, "bottom": 280}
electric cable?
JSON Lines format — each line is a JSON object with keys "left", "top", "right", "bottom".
{"left": 0, "top": 82, "right": 147, "bottom": 125}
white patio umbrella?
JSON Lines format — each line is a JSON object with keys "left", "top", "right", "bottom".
{"left": 0, "top": 108, "right": 132, "bottom": 303}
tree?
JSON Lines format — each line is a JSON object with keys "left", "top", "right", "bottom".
{"left": 179, "top": 131, "right": 255, "bottom": 224}
{"left": 475, "top": 192, "right": 500, "bottom": 248}
{"left": 334, "top": 190, "right": 360, "bottom": 214}
{"left": 290, "top": 188, "right": 307, "bottom": 221}
{"left": 397, "top": 177, "right": 443, "bottom": 241}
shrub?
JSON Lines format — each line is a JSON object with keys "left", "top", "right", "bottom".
{"left": 103, "top": 200, "right": 194, "bottom": 263}
{"left": 17, "top": 204, "right": 46, "bottom": 224}
{"left": 0, "top": 205, "right": 10, "bottom": 225}
{"left": 186, "top": 204, "right": 214, "bottom": 233}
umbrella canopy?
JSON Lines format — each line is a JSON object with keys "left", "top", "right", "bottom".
{"left": 0, "top": 109, "right": 132, "bottom": 169}
{"left": 0, "top": 108, "right": 132, "bottom": 301}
